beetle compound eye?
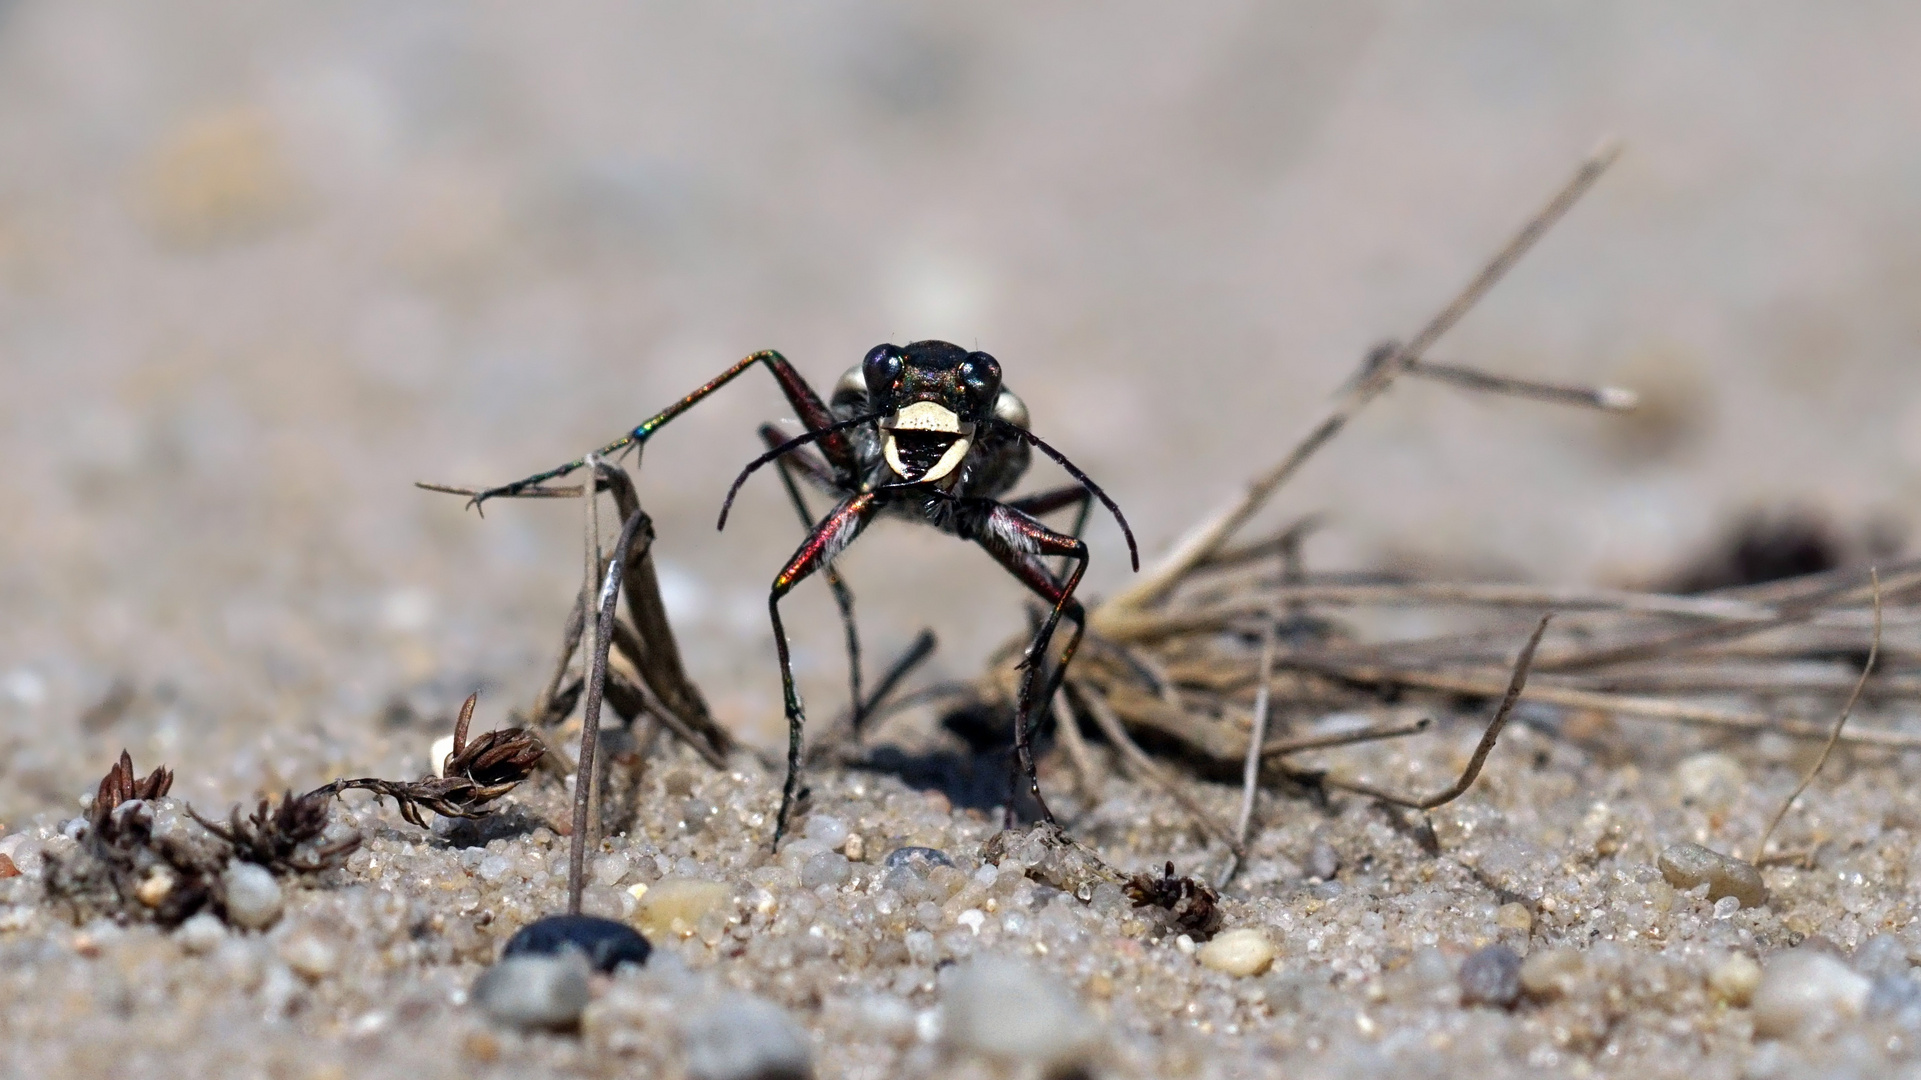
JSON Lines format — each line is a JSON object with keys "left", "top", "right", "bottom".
{"left": 960, "top": 351, "right": 1002, "bottom": 408}
{"left": 863, "top": 344, "right": 904, "bottom": 397}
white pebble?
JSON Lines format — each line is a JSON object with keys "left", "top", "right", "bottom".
{"left": 1674, "top": 751, "right": 1746, "bottom": 809}
{"left": 174, "top": 912, "right": 226, "bottom": 955}
{"left": 476, "top": 854, "right": 512, "bottom": 882}
{"left": 1751, "top": 949, "right": 1871, "bottom": 1041}
{"left": 1197, "top": 928, "right": 1277, "bottom": 977}
{"left": 0, "top": 833, "right": 44, "bottom": 875}
{"left": 681, "top": 992, "right": 815, "bottom": 1080}
{"left": 940, "top": 955, "right": 1097, "bottom": 1069}
{"left": 800, "top": 851, "right": 851, "bottom": 890}
{"left": 473, "top": 953, "right": 592, "bottom": 1029}
{"left": 1708, "top": 952, "right": 1763, "bottom": 1005}
{"left": 430, "top": 734, "right": 456, "bottom": 777}
{"left": 279, "top": 930, "right": 339, "bottom": 980}
{"left": 221, "top": 862, "right": 284, "bottom": 930}
{"left": 803, "top": 815, "right": 849, "bottom": 849}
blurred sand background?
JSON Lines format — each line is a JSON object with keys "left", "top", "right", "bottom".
{"left": 2, "top": 1, "right": 1919, "bottom": 819}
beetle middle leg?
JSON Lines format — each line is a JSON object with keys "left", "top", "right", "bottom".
{"left": 964, "top": 500, "right": 1090, "bottom": 826}
{"left": 767, "top": 491, "right": 880, "bottom": 845}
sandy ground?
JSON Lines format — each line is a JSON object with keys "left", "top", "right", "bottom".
{"left": 5, "top": 3, "right": 1921, "bottom": 1077}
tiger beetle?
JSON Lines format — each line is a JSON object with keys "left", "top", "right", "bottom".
{"left": 459, "top": 341, "right": 1139, "bottom": 843}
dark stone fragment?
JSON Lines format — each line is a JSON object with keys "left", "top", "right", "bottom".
{"left": 1459, "top": 944, "right": 1524, "bottom": 1008}
{"left": 502, "top": 913, "right": 651, "bottom": 972}
{"left": 883, "top": 846, "right": 955, "bottom": 873}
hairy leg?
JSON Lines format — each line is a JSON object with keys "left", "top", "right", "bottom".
{"left": 965, "top": 500, "right": 1090, "bottom": 826}
{"left": 767, "top": 492, "right": 880, "bottom": 844}
{"left": 470, "top": 350, "right": 852, "bottom": 507}
{"left": 762, "top": 425, "right": 864, "bottom": 738}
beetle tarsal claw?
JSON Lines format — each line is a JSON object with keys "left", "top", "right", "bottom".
{"left": 881, "top": 402, "right": 974, "bottom": 482}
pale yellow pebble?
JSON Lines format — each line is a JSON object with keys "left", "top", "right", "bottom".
{"left": 1708, "top": 952, "right": 1763, "bottom": 1006}
{"left": 135, "top": 868, "right": 175, "bottom": 908}
{"left": 635, "top": 878, "right": 731, "bottom": 939}
{"left": 626, "top": 881, "right": 649, "bottom": 900}
{"left": 1196, "top": 928, "right": 1276, "bottom": 977}
{"left": 1494, "top": 902, "right": 1533, "bottom": 934}
{"left": 1518, "top": 947, "right": 1586, "bottom": 1000}
{"left": 843, "top": 832, "right": 865, "bottom": 861}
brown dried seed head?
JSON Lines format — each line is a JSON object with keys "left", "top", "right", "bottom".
{"left": 449, "top": 728, "right": 546, "bottom": 787}
{"left": 91, "top": 750, "right": 174, "bottom": 824}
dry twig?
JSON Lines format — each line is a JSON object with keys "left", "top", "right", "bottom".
{"left": 1754, "top": 570, "right": 1883, "bottom": 864}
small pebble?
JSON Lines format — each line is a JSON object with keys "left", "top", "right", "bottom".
{"left": 430, "top": 733, "right": 457, "bottom": 777}
{"left": 503, "top": 913, "right": 652, "bottom": 972}
{"left": 174, "top": 912, "right": 226, "bottom": 955}
{"left": 221, "top": 862, "right": 284, "bottom": 930}
{"left": 1658, "top": 842, "right": 1768, "bottom": 908}
{"left": 800, "top": 851, "right": 851, "bottom": 890}
{"left": 1197, "top": 928, "right": 1277, "bottom": 977}
{"left": 280, "top": 930, "right": 339, "bottom": 980}
{"left": 1458, "top": 944, "right": 1523, "bottom": 1008}
{"left": 1867, "top": 972, "right": 1921, "bottom": 1026}
{"left": 1707, "top": 952, "right": 1763, "bottom": 1006}
{"left": 940, "top": 955, "right": 1097, "bottom": 1069}
{"left": 681, "top": 992, "right": 814, "bottom": 1080}
{"left": 472, "top": 953, "right": 592, "bottom": 1030}
{"left": 0, "top": 853, "right": 18, "bottom": 879}
{"left": 842, "top": 833, "right": 865, "bottom": 861}
{"left": 1751, "top": 949, "right": 1871, "bottom": 1041}
{"left": 1494, "top": 902, "right": 1533, "bottom": 935}
{"left": 1852, "top": 934, "right": 1912, "bottom": 978}
{"left": 636, "top": 878, "right": 730, "bottom": 939}
{"left": 1305, "top": 840, "right": 1340, "bottom": 881}
{"left": 802, "top": 815, "right": 849, "bottom": 850}
{"left": 1674, "top": 751, "right": 1746, "bottom": 809}
{"left": 135, "top": 867, "right": 175, "bottom": 908}
{"left": 1518, "top": 947, "right": 1586, "bottom": 1000}
{"left": 884, "top": 847, "right": 954, "bottom": 874}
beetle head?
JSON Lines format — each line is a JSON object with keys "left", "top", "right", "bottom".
{"left": 861, "top": 340, "right": 1006, "bottom": 484}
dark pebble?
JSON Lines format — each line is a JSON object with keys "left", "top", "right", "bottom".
{"left": 502, "top": 913, "right": 652, "bottom": 973}
{"left": 884, "top": 846, "right": 955, "bottom": 873}
{"left": 1459, "top": 943, "right": 1523, "bottom": 1008}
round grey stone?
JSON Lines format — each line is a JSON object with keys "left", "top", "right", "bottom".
{"left": 681, "top": 992, "right": 814, "bottom": 1080}
{"left": 800, "top": 851, "right": 851, "bottom": 890}
{"left": 940, "top": 955, "right": 1097, "bottom": 1068}
{"left": 472, "top": 953, "right": 592, "bottom": 1030}
{"left": 221, "top": 862, "right": 284, "bottom": 930}
{"left": 1458, "top": 943, "right": 1524, "bottom": 1008}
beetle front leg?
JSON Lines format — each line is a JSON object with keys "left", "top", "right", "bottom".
{"left": 465, "top": 349, "right": 853, "bottom": 508}
{"left": 763, "top": 424, "right": 865, "bottom": 740}
{"left": 767, "top": 492, "right": 879, "bottom": 845}
{"left": 968, "top": 501, "right": 1090, "bottom": 827}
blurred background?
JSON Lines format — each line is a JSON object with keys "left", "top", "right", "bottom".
{"left": 2, "top": 1, "right": 1918, "bottom": 816}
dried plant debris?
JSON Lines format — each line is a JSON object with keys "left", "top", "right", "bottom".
{"left": 92, "top": 749, "right": 173, "bottom": 813}
{"left": 314, "top": 692, "right": 546, "bottom": 828}
{"left": 44, "top": 751, "right": 224, "bottom": 927}
{"left": 190, "top": 789, "right": 360, "bottom": 874}
{"left": 980, "top": 822, "right": 1127, "bottom": 900}
{"left": 1125, "top": 861, "right": 1224, "bottom": 940}
{"left": 982, "top": 824, "right": 1223, "bottom": 938}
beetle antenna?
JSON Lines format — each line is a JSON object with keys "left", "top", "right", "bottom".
{"left": 993, "top": 420, "right": 1140, "bottom": 571}
{"left": 718, "top": 411, "right": 885, "bottom": 530}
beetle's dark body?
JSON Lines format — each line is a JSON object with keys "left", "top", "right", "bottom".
{"left": 469, "top": 339, "right": 1135, "bottom": 843}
